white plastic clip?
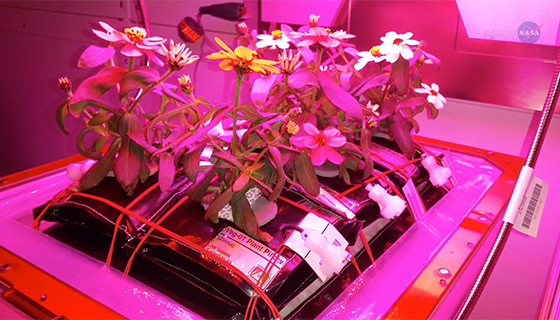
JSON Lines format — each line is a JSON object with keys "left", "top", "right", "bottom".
{"left": 301, "top": 229, "right": 351, "bottom": 277}
{"left": 365, "top": 183, "right": 406, "bottom": 219}
{"left": 421, "top": 155, "right": 452, "bottom": 187}
{"left": 66, "top": 159, "right": 97, "bottom": 181}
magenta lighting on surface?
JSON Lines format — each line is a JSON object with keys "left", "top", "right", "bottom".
{"left": 456, "top": 0, "right": 560, "bottom": 46}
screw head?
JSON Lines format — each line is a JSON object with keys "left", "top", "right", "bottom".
{"left": 40, "top": 294, "right": 47, "bottom": 301}
{"left": 0, "top": 264, "right": 11, "bottom": 273}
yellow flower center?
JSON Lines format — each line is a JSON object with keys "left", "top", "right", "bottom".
{"left": 324, "top": 28, "right": 332, "bottom": 34}
{"left": 315, "top": 134, "right": 327, "bottom": 146}
{"left": 124, "top": 27, "right": 146, "bottom": 44}
{"left": 369, "top": 46, "right": 381, "bottom": 57}
{"left": 271, "top": 30, "right": 283, "bottom": 40}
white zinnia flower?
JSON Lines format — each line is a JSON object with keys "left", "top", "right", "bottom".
{"left": 379, "top": 31, "right": 420, "bottom": 63}
{"left": 414, "top": 83, "right": 447, "bottom": 110}
{"left": 256, "top": 30, "right": 291, "bottom": 49}
{"left": 355, "top": 46, "right": 385, "bottom": 70}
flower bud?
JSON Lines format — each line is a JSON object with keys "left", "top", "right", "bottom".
{"left": 283, "top": 121, "right": 300, "bottom": 136}
{"left": 309, "top": 14, "right": 320, "bottom": 27}
{"left": 178, "top": 75, "right": 194, "bottom": 94}
{"left": 235, "top": 21, "right": 248, "bottom": 35}
{"left": 58, "top": 77, "right": 72, "bottom": 93}
{"left": 366, "top": 117, "right": 378, "bottom": 129}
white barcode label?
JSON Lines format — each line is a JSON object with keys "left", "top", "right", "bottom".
{"left": 513, "top": 176, "right": 548, "bottom": 238}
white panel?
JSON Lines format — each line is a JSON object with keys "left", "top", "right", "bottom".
{"left": 0, "top": 0, "right": 127, "bottom": 19}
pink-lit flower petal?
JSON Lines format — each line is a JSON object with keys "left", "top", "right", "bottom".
{"left": 324, "top": 145, "right": 344, "bottom": 164}
{"left": 99, "top": 21, "right": 117, "bottom": 33}
{"left": 302, "top": 123, "right": 320, "bottom": 136}
{"left": 121, "top": 43, "right": 143, "bottom": 57}
{"left": 322, "top": 126, "right": 341, "bottom": 138}
{"left": 145, "top": 50, "right": 164, "bottom": 66}
{"left": 310, "top": 146, "right": 328, "bottom": 166}
{"left": 92, "top": 29, "right": 122, "bottom": 42}
{"left": 319, "top": 37, "right": 340, "bottom": 48}
{"left": 297, "top": 38, "right": 317, "bottom": 47}
{"left": 421, "top": 83, "right": 431, "bottom": 90}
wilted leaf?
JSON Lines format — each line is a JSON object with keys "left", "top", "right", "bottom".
{"left": 113, "top": 112, "right": 144, "bottom": 195}
{"left": 186, "top": 165, "right": 217, "bottom": 202}
{"left": 70, "top": 66, "right": 128, "bottom": 105}
{"left": 76, "top": 127, "right": 102, "bottom": 160}
{"left": 88, "top": 113, "right": 111, "bottom": 126}
{"left": 158, "top": 152, "right": 175, "bottom": 192}
{"left": 55, "top": 97, "right": 71, "bottom": 135}
{"left": 119, "top": 66, "right": 159, "bottom": 100}
{"left": 294, "top": 153, "right": 319, "bottom": 196}
{"left": 392, "top": 57, "right": 409, "bottom": 96}
{"left": 182, "top": 143, "right": 205, "bottom": 182}
{"left": 92, "top": 135, "right": 107, "bottom": 152}
{"left": 238, "top": 104, "right": 262, "bottom": 122}
{"left": 205, "top": 186, "right": 234, "bottom": 223}
{"left": 78, "top": 138, "right": 120, "bottom": 191}
{"left": 78, "top": 45, "right": 116, "bottom": 68}
{"left": 389, "top": 112, "right": 415, "bottom": 159}
{"left": 317, "top": 71, "right": 363, "bottom": 121}
{"left": 231, "top": 196, "right": 273, "bottom": 242}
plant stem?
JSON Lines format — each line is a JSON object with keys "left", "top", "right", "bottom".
{"left": 128, "top": 69, "right": 173, "bottom": 112}
{"left": 127, "top": 57, "right": 134, "bottom": 71}
{"left": 231, "top": 73, "right": 243, "bottom": 156}
{"left": 311, "top": 47, "right": 323, "bottom": 111}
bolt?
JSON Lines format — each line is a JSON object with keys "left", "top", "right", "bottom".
{"left": 0, "top": 264, "right": 11, "bottom": 272}
{"left": 40, "top": 294, "right": 47, "bottom": 301}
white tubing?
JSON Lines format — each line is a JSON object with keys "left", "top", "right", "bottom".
{"left": 503, "top": 165, "right": 534, "bottom": 224}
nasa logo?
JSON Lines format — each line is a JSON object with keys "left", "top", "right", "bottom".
{"left": 518, "top": 21, "right": 542, "bottom": 44}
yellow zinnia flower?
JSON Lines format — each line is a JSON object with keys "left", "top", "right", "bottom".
{"left": 206, "top": 37, "right": 280, "bottom": 75}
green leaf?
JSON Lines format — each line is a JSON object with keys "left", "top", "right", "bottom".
{"left": 119, "top": 66, "right": 159, "bottom": 100}
{"left": 251, "top": 74, "right": 278, "bottom": 107}
{"left": 205, "top": 186, "right": 234, "bottom": 223}
{"left": 294, "top": 153, "right": 319, "bottom": 196}
{"left": 186, "top": 165, "right": 217, "bottom": 202}
{"left": 158, "top": 152, "right": 175, "bottom": 192}
{"left": 88, "top": 113, "right": 111, "bottom": 126}
{"left": 183, "top": 144, "right": 206, "bottom": 182}
{"left": 233, "top": 172, "right": 250, "bottom": 192}
{"left": 352, "top": 72, "right": 390, "bottom": 96}
{"left": 317, "top": 71, "right": 363, "bottom": 121}
{"left": 231, "top": 196, "right": 273, "bottom": 243}
{"left": 112, "top": 112, "right": 144, "bottom": 195}
{"left": 392, "top": 57, "right": 410, "bottom": 96}
{"left": 427, "top": 103, "right": 439, "bottom": 120}
{"left": 238, "top": 104, "right": 262, "bottom": 122}
{"left": 69, "top": 99, "right": 118, "bottom": 118}
{"left": 360, "top": 129, "right": 373, "bottom": 179}
{"left": 78, "top": 45, "right": 116, "bottom": 68}
{"left": 389, "top": 112, "right": 415, "bottom": 159}
{"left": 76, "top": 127, "right": 102, "bottom": 160}
{"left": 78, "top": 138, "right": 120, "bottom": 191}
{"left": 289, "top": 70, "right": 319, "bottom": 88}
{"left": 92, "top": 135, "right": 107, "bottom": 152}
{"left": 55, "top": 97, "right": 71, "bottom": 135}
{"left": 70, "top": 66, "right": 128, "bottom": 105}
{"left": 211, "top": 151, "right": 245, "bottom": 171}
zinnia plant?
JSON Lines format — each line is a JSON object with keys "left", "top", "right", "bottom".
{"left": 56, "top": 15, "right": 445, "bottom": 241}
